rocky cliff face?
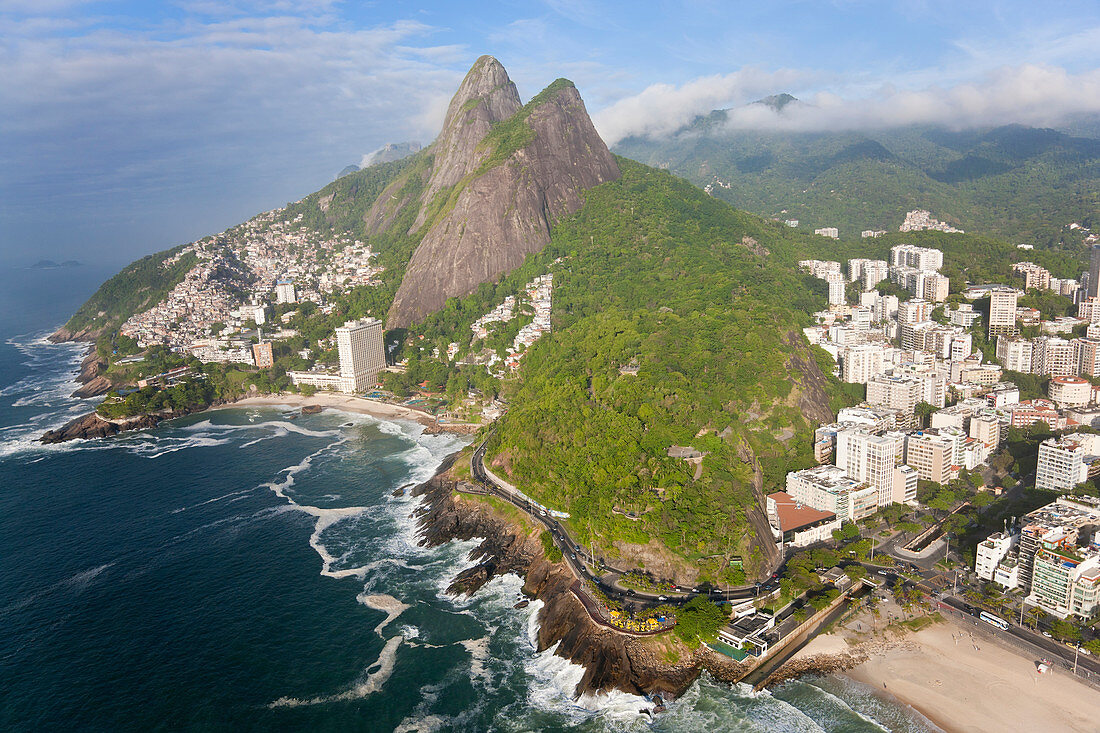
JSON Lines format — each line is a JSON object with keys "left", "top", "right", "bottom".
{"left": 414, "top": 473, "right": 747, "bottom": 700}
{"left": 368, "top": 56, "right": 620, "bottom": 329}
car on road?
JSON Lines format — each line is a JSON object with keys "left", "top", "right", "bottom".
{"left": 1042, "top": 631, "right": 1053, "bottom": 638}
{"left": 658, "top": 596, "right": 667, "bottom": 601}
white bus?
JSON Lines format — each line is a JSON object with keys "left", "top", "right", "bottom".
{"left": 980, "top": 611, "right": 1009, "bottom": 630}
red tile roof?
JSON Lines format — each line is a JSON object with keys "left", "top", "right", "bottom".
{"left": 768, "top": 491, "right": 837, "bottom": 532}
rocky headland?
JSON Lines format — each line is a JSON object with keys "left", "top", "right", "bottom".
{"left": 413, "top": 466, "right": 748, "bottom": 701}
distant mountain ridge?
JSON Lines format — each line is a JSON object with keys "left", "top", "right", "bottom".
{"left": 616, "top": 100, "right": 1100, "bottom": 246}
{"left": 337, "top": 142, "right": 423, "bottom": 179}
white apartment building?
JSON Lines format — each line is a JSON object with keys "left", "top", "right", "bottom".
{"left": 335, "top": 318, "right": 385, "bottom": 392}
{"left": 1049, "top": 376, "right": 1091, "bottom": 408}
{"left": 896, "top": 299, "right": 932, "bottom": 325}
{"left": 996, "top": 336, "right": 1034, "bottom": 373}
{"left": 1074, "top": 337, "right": 1100, "bottom": 377}
{"left": 825, "top": 274, "right": 846, "bottom": 305}
{"left": 814, "top": 227, "right": 839, "bottom": 239}
{"left": 862, "top": 261, "right": 889, "bottom": 291}
{"left": 987, "top": 287, "right": 1019, "bottom": 338}
{"left": 1036, "top": 434, "right": 1100, "bottom": 492}
{"left": 785, "top": 464, "right": 878, "bottom": 523}
{"left": 835, "top": 429, "right": 908, "bottom": 506}
{"left": 976, "top": 532, "right": 1018, "bottom": 582}
{"left": 275, "top": 279, "right": 297, "bottom": 304}
{"left": 947, "top": 303, "right": 981, "bottom": 328}
{"left": 1034, "top": 336, "right": 1076, "bottom": 377}
{"left": 866, "top": 372, "right": 946, "bottom": 415}
{"left": 289, "top": 318, "right": 385, "bottom": 394}
{"left": 841, "top": 344, "right": 890, "bottom": 384}
{"left": 890, "top": 244, "right": 944, "bottom": 271}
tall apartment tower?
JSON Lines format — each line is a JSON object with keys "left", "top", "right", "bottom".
{"left": 987, "top": 287, "right": 1019, "bottom": 339}
{"left": 1089, "top": 245, "right": 1100, "bottom": 298}
{"left": 336, "top": 318, "right": 385, "bottom": 393}
{"left": 275, "top": 279, "right": 297, "bottom": 304}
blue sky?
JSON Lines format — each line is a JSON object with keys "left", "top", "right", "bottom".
{"left": 2, "top": 0, "right": 1099, "bottom": 267}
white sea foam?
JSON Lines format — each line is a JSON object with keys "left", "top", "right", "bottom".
{"left": 393, "top": 714, "right": 448, "bottom": 733}
{"left": 358, "top": 593, "right": 411, "bottom": 635}
{"left": 270, "top": 634, "right": 404, "bottom": 707}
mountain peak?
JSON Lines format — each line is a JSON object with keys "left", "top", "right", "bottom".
{"left": 440, "top": 55, "right": 521, "bottom": 132}
{"left": 371, "top": 58, "right": 619, "bottom": 328}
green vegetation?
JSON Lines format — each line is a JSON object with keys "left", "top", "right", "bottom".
{"left": 616, "top": 122, "right": 1100, "bottom": 250}
{"left": 540, "top": 531, "right": 563, "bottom": 562}
{"left": 479, "top": 159, "right": 859, "bottom": 576}
{"left": 672, "top": 597, "right": 729, "bottom": 647}
{"left": 62, "top": 249, "right": 197, "bottom": 336}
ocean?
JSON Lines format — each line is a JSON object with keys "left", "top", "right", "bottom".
{"left": 0, "top": 264, "right": 942, "bottom": 731}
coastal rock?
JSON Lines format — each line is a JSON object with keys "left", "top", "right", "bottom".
{"left": 40, "top": 411, "right": 166, "bottom": 443}
{"left": 763, "top": 651, "right": 869, "bottom": 687}
{"left": 73, "top": 375, "right": 112, "bottom": 399}
{"left": 67, "top": 349, "right": 113, "bottom": 398}
{"left": 48, "top": 325, "right": 103, "bottom": 343}
{"left": 413, "top": 473, "right": 745, "bottom": 700}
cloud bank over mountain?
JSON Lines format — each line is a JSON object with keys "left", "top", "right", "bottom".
{"left": 595, "top": 64, "right": 1100, "bottom": 144}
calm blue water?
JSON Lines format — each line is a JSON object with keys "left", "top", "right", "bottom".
{"left": 0, "top": 264, "right": 941, "bottom": 731}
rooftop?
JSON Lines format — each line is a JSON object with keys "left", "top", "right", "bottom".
{"left": 768, "top": 492, "right": 837, "bottom": 532}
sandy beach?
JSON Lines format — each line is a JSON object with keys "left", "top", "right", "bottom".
{"left": 217, "top": 392, "right": 444, "bottom": 427}
{"left": 852, "top": 621, "right": 1100, "bottom": 732}
{"left": 788, "top": 599, "right": 1100, "bottom": 732}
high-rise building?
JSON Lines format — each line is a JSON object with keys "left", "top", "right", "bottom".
{"left": 252, "top": 341, "right": 274, "bottom": 369}
{"left": 784, "top": 464, "right": 878, "bottom": 522}
{"left": 996, "top": 336, "right": 1034, "bottom": 373}
{"left": 1089, "top": 245, "right": 1100, "bottom": 298}
{"left": 904, "top": 430, "right": 963, "bottom": 484}
{"left": 824, "top": 273, "right": 846, "bottom": 305}
{"left": 841, "top": 344, "right": 889, "bottom": 384}
{"left": 1034, "top": 336, "right": 1076, "bottom": 377}
{"left": 275, "top": 279, "right": 297, "bottom": 304}
{"left": 1012, "top": 262, "right": 1051, "bottom": 291}
{"left": 1075, "top": 337, "right": 1100, "bottom": 377}
{"left": 987, "top": 287, "right": 1019, "bottom": 339}
{"left": 862, "top": 261, "right": 889, "bottom": 292}
{"left": 897, "top": 299, "right": 932, "bottom": 326}
{"left": 335, "top": 318, "right": 385, "bottom": 393}
{"left": 1036, "top": 434, "right": 1099, "bottom": 492}
{"left": 835, "top": 429, "right": 911, "bottom": 506}
{"left": 889, "top": 244, "right": 944, "bottom": 271}
{"left": 1016, "top": 496, "right": 1100, "bottom": 610}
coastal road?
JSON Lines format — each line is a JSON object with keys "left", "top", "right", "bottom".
{"left": 469, "top": 437, "right": 758, "bottom": 607}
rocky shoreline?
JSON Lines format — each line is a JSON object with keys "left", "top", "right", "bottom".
{"left": 39, "top": 400, "right": 236, "bottom": 444}
{"left": 412, "top": 465, "right": 747, "bottom": 701}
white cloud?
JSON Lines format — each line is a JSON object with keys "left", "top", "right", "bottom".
{"left": 720, "top": 65, "right": 1100, "bottom": 133}
{"left": 595, "top": 63, "right": 1100, "bottom": 143}
{"left": 592, "top": 67, "right": 818, "bottom": 144}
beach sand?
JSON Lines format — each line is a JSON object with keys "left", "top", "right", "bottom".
{"left": 845, "top": 622, "right": 1099, "bottom": 733}
{"left": 785, "top": 591, "right": 1100, "bottom": 733}
{"left": 219, "top": 393, "right": 441, "bottom": 426}
{"left": 845, "top": 621, "right": 1100, "bottom": 732}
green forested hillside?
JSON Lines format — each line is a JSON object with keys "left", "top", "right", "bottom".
{"left": 61, "top": 248, "right": 197, "bottom": 337}
{"left": 614, "top": 122, "right": 1100, "bottom": 249}
{"left": 478, "top": 160, "right": 851, "bottom": 582}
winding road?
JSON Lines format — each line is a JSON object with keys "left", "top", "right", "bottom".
{"left": 468, "top": 437, "right": 760, "bottom": 606}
